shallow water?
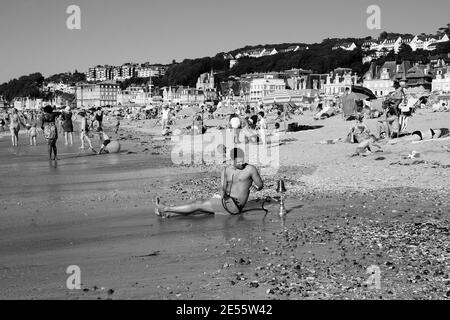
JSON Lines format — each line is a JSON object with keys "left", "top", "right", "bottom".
{"left": 0, "top": 132, "right": 276, "bottom": 251}
{"left": 0, "top": 131, "right": 286, "bottom": 298}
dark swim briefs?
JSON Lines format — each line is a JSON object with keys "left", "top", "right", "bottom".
{"left": 210, "top": 196, "right": 245, "bottom": 215}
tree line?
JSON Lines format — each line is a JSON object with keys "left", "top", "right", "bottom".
{"left": 1, "top": 29, "right": 449, "bottom": 102}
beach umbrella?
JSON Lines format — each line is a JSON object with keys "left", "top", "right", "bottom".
{"left": 351, "top": 85, "right": 377, "bottom": 101}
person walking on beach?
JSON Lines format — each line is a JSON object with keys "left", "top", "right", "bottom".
{"left": 40, "top": 105, "right": 61, "bottom": 160}
{"left": 154, "top": 147, "right": 264, "bottom": 218}
{"left": 61, "top": 106, "right": 74, "bottom": 145}
{"left": 78, "top": 111, "right": 96, "bottom": 152}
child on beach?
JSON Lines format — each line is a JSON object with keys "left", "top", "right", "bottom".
{"left": 29, "top": 121, "right": 37, "bottom": 146}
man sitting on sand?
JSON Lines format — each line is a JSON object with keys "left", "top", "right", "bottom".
{"left": 154, "top": 148, "right": 264, "bottom": 218}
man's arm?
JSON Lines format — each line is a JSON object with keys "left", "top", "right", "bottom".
{"left": 250, "top": 166, "right": 263, "bottom": 191}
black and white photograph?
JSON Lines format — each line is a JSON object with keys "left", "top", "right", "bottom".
{"left": 0, "top": 0, "right": 449, "bottom": 305}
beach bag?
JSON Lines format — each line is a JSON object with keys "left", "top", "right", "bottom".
{"left": 44, "top": 123, "right": 57, "bottom": 140}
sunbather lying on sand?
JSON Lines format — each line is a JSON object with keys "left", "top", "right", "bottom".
{"left": 314, "top": 105, "right": 336, "bottom": 120}
{"left": 154, "top": 148, "right": 264, "bottom": 218}
{"left": 388, "top": 128, "right": 450, "bottom": 145}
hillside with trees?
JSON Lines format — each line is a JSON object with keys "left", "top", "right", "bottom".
{"left": 0, "top": 73, "right": 45, "bottom": 102}
{"left": 1, "top": 28, "right": 449, "bottom": 102}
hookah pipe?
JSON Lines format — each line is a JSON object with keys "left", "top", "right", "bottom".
{"left": 275, "top": 179, "right": 287, "bottom": 221}
{"left": 247, "top": 179, "right": 287, "bottom": 218}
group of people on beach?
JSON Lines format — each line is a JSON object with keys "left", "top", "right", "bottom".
{"left": 1, "top": 105, "right": 117, "bottom": 160}
{"left": 339, "top": 82, "right": 450, "bottom": 156}
{"left": 158, "top": 102, "right": 283, "bottom": 148}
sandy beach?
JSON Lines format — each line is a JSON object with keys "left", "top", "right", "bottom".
{"left": 0, "top": 109, "right": 449, "bottom": 300}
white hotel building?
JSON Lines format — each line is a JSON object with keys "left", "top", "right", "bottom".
{"left": 249, "top": 76, "right": 286, "bottom": 102}
{"left": 432, "top": 67, "right": 450, "bottom": 93}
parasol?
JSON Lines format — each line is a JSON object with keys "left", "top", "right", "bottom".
{"left": 351, "top": 85, "right": 377, "bottom": 101}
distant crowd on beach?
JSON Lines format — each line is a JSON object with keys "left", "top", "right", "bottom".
{"left": 313, "top": 82, "right": 450, "bottom": 155}
{"left": 2, "top": 82, "right": 449, "bottom": 161}
{"left": 0, "top": 105, "right": 120, "bottom": 160}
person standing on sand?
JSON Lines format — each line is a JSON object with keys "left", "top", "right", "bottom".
{"left": 154, "top": 148, "right": 264, "bottom": 218}
{"left": 61, "top": 106, "right": 74, "bottom": 145}
{"left": 40, "top": 105, "right": 61, "bottom": 160}
{"left": 229, "top": 113, "right": 241, "bottom": 143}
{"left": 386, "top": 81, "right": 406, "bottom": 117}
{"left": 257, "top": 111, "right": 268, "bottom": 146}
{"left": 9, "top": 108, "right": 25, "bottom": 147}
{"left": 161, "top": 105, "right": 170, "bottom": 132}
{"left": 29, "top": 118, "right": 37, "bottom": 146}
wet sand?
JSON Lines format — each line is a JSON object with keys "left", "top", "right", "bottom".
{"left": 0, "top": 110, "right": 449, "bottom": 299}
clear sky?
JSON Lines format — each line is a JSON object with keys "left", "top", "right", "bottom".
{"left": 0, "top": 0, "right": 449, "bottom": 83}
